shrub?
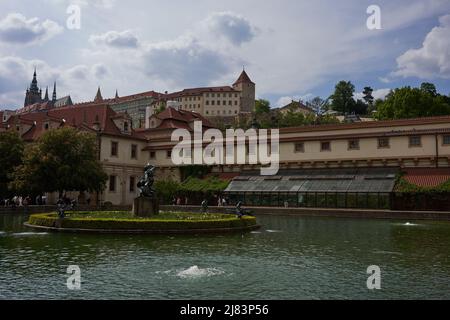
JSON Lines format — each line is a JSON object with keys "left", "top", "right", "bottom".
{"left": 28, "top": 212, "right": 257, "bottom": 231}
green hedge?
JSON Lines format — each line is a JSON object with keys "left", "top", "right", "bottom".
{"left": 28, "top": 212, "right": 257, "bottom": 231}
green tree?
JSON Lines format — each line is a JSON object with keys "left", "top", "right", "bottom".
{"left": 10, "top": 127, "right": 108, "bottom": 196}
{"left": 362, "top": 86, "right": 374, "bottom": 106}
{"left": 0, "top": 131, "right": 24, "bottom": 197}
{"left": 254, "top": 99, "right": 271, "bottom": 115}
{"left": 330, "top": 81, "right": 356, "bottom": 114}
{"left": 420, "top": 82, "right": 437, "bottom": 97}
{"left": 375, "top": 86, "right": 450, "bottom": 120}
{"left": 155, "top": 102, "right": 166, "bottom": 115}
{"left": 354, "top": 99, "right": 369, "bottom": 115}
{"left": 154, "top": 179, "right": 181, "bottom": 203}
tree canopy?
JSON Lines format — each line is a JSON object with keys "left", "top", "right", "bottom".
{"left": 10, "top": 127, "right": 108, "bottom": 195}
{"left": 0, "top": 131, "right": 24, "bottom": 197}
{"left": 330, "top": 81, "right": 356, "bottom": 114}
{"left": 375, "top": 86, "right": 450, "bottom": 120}
{"left": 254, "top": 99, "right": 271, "bottom": 115}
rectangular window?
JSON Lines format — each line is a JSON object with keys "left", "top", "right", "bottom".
{"left": 443, "top": 135, "right": 450, "bottom": 145}
{"left": 223, "top": 101, "right": 226, "bottom": 105}
{"left": 111, "top": 141, "right": 118, "bottom": 157}
{"left": 150, "top": 151, "right": 156, "bottom": 159}
{"left": 131, "top": 144, "right": 137, "bottom": 159}
{"left": 109, "top": 175, "right": 116, "bottom": 192}
{"left": 409, "top": 135, "right": 422, "bottom": 147}
{"left": 378, "top": 137, "right": 390, "bottom": 148}
{"left": 321, "top": 141, "right": 331, "bottom": 152}
{"left": 217, "top": 100, "right": 220, "bottom": 106}
{"left": 211, "top": 100, "right": 215, "bottom": 105}
{"left": 167, "top": 150, "right": 172, "bottom": 158}
{"left": 348, "top": 139, "right": 359, "bottom": 150}
{"left": 294, "top": 142, "right": 304, "bottom": 153}
{"left": 235, "top": 101, "right": 238, "bottom": 105}
{"left": 129, "top": 176, "right": 135, "bottom": 193}
{"left": 206, "top": 100, "right": 209, "bottom": 105}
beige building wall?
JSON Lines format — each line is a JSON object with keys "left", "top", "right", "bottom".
{"left": 99, "top": 135, "right": 148, "bottom": 206}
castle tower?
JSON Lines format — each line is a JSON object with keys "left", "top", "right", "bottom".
{"left": 232, "top": 69, "right": 255, "bottom": 113}
{"left": 24, "top": 68, "right": 43, "bottom": 107}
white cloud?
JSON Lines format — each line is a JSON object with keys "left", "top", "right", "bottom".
{"left": 89, "top": 30, "right": 139, "bottom": 48}
{"left": 203, "top": 11, "right": 257, "bottom": 46}
{"left": 393, "top": 14, "right": 450, "bottom": 79}
{"left": 355, "top": 88, "right": 391, "bottom": 101}
{"left": 141, "top": 35, "right": 238, "bottom": 89}
{"left": 0, "top": 13, "right": 63, "bottom": 46}
{"left": 92, "top": 63, "right": 109, "bottom": 79}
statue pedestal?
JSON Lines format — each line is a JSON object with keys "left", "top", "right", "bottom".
{"left": 132, "top": 196, "right": 159, "bottom": 217}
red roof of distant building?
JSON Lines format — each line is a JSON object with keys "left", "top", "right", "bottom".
{"left": 154, "top": 107, "right": 213, "bottom": 128}
{"left": 4, "top": 103, "right": 146, "bottom": 141}
{"left": 233, "top": 70, "right": 254, "bottom": 85}
{"left": 403, "top": 168, "right": 450, "bottom": 188}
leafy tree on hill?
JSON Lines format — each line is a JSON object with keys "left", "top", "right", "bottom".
{"left": 330, "top": 80, "right": 356, "bottom": 114}
{"left": 375, "top": 86, "right": 450, "bottom": 120}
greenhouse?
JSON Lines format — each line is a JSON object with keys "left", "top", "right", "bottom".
{"left": 224, "top": 168, "right": 398, "bottom": 209}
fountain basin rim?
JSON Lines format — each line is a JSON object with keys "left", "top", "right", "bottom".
{"left": 25, "top": 212, "right": 260, "bottom": 234}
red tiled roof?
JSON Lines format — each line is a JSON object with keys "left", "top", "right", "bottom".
{"left": 4, "top": 103, "right": 147, "bottom": 141}
{"left": 403, "top": 168, "right": 450, "bottom": 188}
{"left": 233, "top": 70, "right": 254, "bottom": 85}
{"left": 154, "top": 107, "right": 213, "bottom": 128}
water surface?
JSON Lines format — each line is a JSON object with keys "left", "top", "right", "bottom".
{"left": 1, "top": 214, "right": 450, "bottom": 299}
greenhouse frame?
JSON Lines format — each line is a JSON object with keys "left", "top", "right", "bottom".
{"left": 224, "top": 168, "right": 398, "bottom": 209}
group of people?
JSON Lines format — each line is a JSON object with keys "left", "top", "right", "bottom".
{"left": 171, "top": 195, "right": 229, "bottom": 207}
{"left": 2, "top": 195, "right": 42, "bottom": 208}
{"left": 172, "top": 196, "right": 189, "bottom": 206}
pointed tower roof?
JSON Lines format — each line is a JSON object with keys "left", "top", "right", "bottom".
{"left": 30, "top": 67, "right": 39, "bottom": 92}
{"left": 233, "top": 69, "right": 254, "bottom": 86}
{"left": 52, "top": 82, "right": 57, "bottom": 102}
{"left": 44, "top": 87, "right": 49, "bottom": 101}
{"left": 94, "top": 87, "right": 103, "bottom": 102}
{"left": 115, "top": 89, "right": 119, "bottom": 99}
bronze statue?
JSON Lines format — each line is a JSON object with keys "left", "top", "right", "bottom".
{"left": 137, "top": 164, "right": 156, "bottom": 198}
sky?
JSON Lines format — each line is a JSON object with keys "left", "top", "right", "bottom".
{"left": 0, "top": 0, "right": 449, "bottom": 110}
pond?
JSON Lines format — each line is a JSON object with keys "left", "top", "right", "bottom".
{"left": 1, "top": 213, "right": 450, "bottom": 299}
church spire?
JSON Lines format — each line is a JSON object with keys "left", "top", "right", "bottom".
{"left": 30, "top": 67, "right": 39, "bottom": 92}
{"left": 115, "top": 89, "right": 119, "bottom": 99}
{"left": 94, "top": 86, "right": 103, "bottom": 102}
{"left": 44, "top": 87, "right": 49, "bottom": 101}
{"left": 52, "top": 82, "right": 57, "bottom": 102}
